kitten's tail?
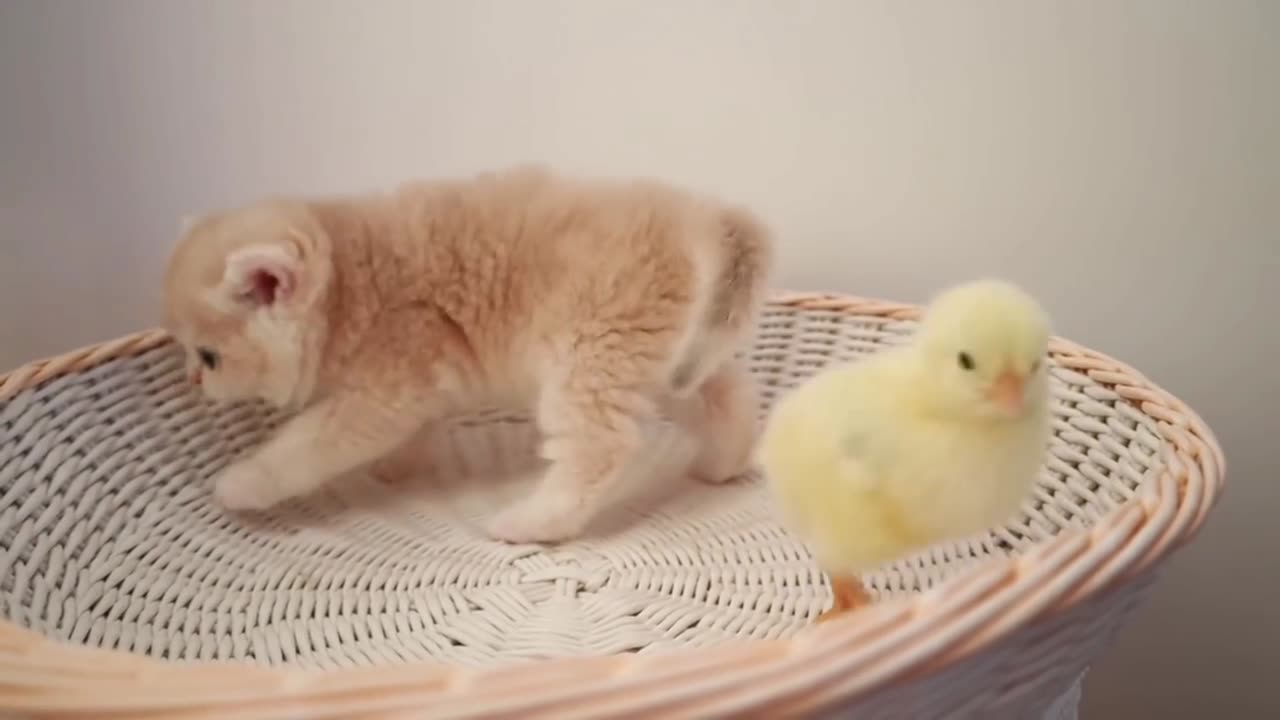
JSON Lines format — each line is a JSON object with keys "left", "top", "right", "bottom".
{"left": 709, "top": 205, "right": 774, "bottom": 334}
{"left": 669, "top": 205, "right": 774, "bottom": 395}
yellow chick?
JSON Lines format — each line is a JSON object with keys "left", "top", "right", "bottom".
{"left": 759, "top": 279, "right": 1053, "bottom": 622}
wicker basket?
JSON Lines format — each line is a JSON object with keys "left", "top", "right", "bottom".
{"left": 0, "top": 292, "right": 1223, "bottom": 719}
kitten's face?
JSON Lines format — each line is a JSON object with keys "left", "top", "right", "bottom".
{"left": 162, "top": 203, "right": 324, "bottom": 408}
{"left": 166, "top": 298, "right": 283, "bottom": 404}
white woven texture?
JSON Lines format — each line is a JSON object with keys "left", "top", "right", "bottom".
{"left": 0, "top": 294, "right": 1198, "bottom": 712}
{"left": 0, "top": 301, "right": 1166, "bottom": 716}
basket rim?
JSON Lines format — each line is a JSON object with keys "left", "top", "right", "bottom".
{"left": 0, "top": 290, "right": 1226, "bottom": 718}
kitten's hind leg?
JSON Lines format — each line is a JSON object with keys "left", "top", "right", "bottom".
{"left": 485, "top": 355, "right": 660, "bottom": 544}
{"left": 665, "top": 358, "right": 761, "bottom": 484}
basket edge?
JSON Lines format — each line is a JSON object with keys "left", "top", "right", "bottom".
{"left": 0, "top": 290, "right": 1226, "bottom": 717}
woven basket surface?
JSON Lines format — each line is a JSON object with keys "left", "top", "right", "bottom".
{"left": 0, "top": 292, "right": 1223, "bottom": 719}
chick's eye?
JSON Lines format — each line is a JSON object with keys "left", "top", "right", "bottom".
{"left": 1031, "top": 358, "right": 1043, "bottom": 372}
{"left": 957, "top": 351, "right": 975, "bottom": 371}
{"left": 196, "top": 347, "right": 219, "bottom": 370}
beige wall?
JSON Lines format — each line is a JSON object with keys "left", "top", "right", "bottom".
{"left": 1, "top": 1, "right": 1274, "bottom": 714}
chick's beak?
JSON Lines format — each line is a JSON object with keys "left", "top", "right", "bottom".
{"left": 987, "top": 370, "right": 1025, "bottom": 415}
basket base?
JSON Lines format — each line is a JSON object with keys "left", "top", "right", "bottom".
{"left": 1042, "top": 673, "right": 1084, "bottom": 720}
{"left": 820, "top": 671, "right": 1085, "bottom": 719}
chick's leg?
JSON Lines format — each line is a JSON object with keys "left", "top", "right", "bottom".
{"left": 816, "top": 574, "right": 872, "bottom": 623}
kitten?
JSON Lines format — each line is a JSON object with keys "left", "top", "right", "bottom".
{"left": 162, "top": 166, "right": 773, "bottom": 544}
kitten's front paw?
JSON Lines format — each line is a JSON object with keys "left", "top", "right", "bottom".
{"left": 486, "top": 495, "right": 587, "bottom": 545}
{"left": 213, "top": 460, "right": 284, "bottom": 512}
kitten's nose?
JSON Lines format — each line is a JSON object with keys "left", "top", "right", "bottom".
{"left": 188, "top": 368, "right": 202, "bottom": 386}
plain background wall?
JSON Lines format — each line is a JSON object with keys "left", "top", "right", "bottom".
{"left": 1, "top": 1, "right": 1275, "bottom": 715}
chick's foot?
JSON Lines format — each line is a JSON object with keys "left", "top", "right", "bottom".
{"left": 815, "top": 574, "right": 872, "bottom": 623}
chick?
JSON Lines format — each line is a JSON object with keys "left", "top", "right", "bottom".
{"left": 759, "top": 279, "right": 1052, "bottom": 622}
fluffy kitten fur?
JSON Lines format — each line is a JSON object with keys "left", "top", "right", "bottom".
{"left": 163, "top": 166, "right": 773, "bottom": 543}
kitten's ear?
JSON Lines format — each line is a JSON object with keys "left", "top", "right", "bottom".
{"left": 179, "top": 214, "right": 201, "bottom": 235}
{"left": 222, "top": 244, "right": 299, "bottom": 307}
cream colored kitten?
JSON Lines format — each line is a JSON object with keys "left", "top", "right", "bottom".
{"left": 162, "top": 166, "right": 773, "bottom": 544}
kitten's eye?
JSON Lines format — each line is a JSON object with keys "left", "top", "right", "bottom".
{"left": 197, "top": 347, "right": 219, "bottom": 370}
{"left": 957, "top": 352, "right": 975, "bottom": 371}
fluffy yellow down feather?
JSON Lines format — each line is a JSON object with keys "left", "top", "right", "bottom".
{"left": 760, "top": 279, "right": 1053, "bottom": 621}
